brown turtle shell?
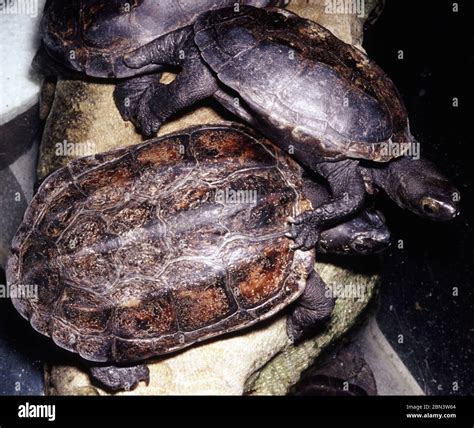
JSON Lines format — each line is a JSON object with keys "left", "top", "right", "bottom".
{"left": 40, "top": 0, "right": 286, "bottom": 78}
{"left": 7, "top": 124, "right": 314, "bottom": 363}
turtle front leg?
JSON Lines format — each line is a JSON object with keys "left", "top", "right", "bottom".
{"left": 289, "top": 160, "right": 366, "bottom": 250}
{"left": 287, "top": 270, "right": 335, "bottom": 342}
{"left": 89, "top": 364, "right": 150, "bottom": 392}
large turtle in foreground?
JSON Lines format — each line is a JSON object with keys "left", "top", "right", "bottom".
{"left": 7, "top": 124, "right": 392, "bottom": 391}
{"left": 119, "top": 6, "right": 460, "bottom": 250}
{"left": 35, "top": 0, "right": 288, "bottom": 78}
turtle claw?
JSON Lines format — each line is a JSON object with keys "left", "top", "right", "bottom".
{"left": 135, "top": 93, "right": 164, "bottom": 139}
{"left": 287, "top": 212, "right": 321, "bottom": 251}
{"left": 290, "top": 231, "right": 319, "bottom": 251}
{"left": 141, "top": 117, "right": 162, "bottom": 139}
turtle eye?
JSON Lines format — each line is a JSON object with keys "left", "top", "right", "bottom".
{"left": 354, "top": 243, "right": 367, "bottom": 253}
{"left": 423, "top": 204, "right": 434, "bottom": 214}
{"left": 421, "top": 197, "right": 438, "bottom": 214}
{"left": 374, "top": 209, "right": 386, "bottom": 223}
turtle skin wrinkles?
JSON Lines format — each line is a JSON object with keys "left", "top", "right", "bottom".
{"left": 7, "top": 124, "right": 314, "bottom": 363}
{"left": 194, "top": 7, "right": 412, "bottom": 162}
{"left": 40, "top": 0, "right": 286, "bottom": 78}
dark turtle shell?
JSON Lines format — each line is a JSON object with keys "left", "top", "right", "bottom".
{"left": 41, "top": 0, "right": 287, "bottom": 78}
{"left": 7, "top": 124, "right": 314, "bottom": 363}
{"left": 194, "top": 7, "right": 412, "bottom": 162}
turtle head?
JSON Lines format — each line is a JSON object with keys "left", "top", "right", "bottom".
{"left": 318, "top": 210, "right": 391, "bottom": 256}
{"left": 391, "top": 157, "right": 460, "bottom": 221}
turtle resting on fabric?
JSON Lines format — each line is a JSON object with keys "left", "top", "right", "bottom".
{"left": 7, "top": 124, "right": 390, "bottom": 391}
{"left": 115, "top": 6, "right": 460, "bottom": 249}
{"left": 33, "top": 0, "right": 289, "bottom": 79}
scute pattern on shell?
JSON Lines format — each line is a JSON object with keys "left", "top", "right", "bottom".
{"left": 40, "top": 0, "right": 282, "bottom": 78}
{"left": 7, "top": 124, "right": 314, "bottom": 363}
{"left": 194, "top": 7, "right": 412, "bottom": 162}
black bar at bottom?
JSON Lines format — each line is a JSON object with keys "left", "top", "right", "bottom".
{"left": 0, "top": 395, "right": 472, "bottom": 426}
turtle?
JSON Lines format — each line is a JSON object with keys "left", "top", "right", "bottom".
{"left": 289, "top": 342, "right": 377, "bottom": 396}
{"left": 117, "top": 6, "right": 460, "bottom": 250}
{"left": 303, "top": 179, "right": 390, "bottom": 256}
{"left": 7, "top": 123, "right": 390, "bottom": 391}
{"left": 34, "top": 0, "right": 289, "bottom": 79}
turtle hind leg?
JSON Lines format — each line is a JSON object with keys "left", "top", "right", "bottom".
{"left": 89, "top": 364, "right": 150, "bottom": 392}
{"left": 113, "top": 73, "right": 163, "bottom": 123}
{"left": 131, "top": 44, "right": 219, "bottom": 138}
{"left": 287, "top": 270, "right": 335, "bottom": 343}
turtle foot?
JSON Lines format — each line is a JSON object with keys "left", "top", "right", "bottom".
{"left": 114, "top": 74, "right": 166, "bottom": 138}
{"left": 135, "top": 90, "right": 166, "bottom": 139}
{"left": 89, "top": 364, "right": 150, "bottom": 392}
{"left": 287, "top": 270, "right": 334, "bottom": 342}
{"left": 286, "top": 211, "right": 321, "bottom": 251}
{"left": 114, "top": 73, "right": 163, "bottom": 122}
